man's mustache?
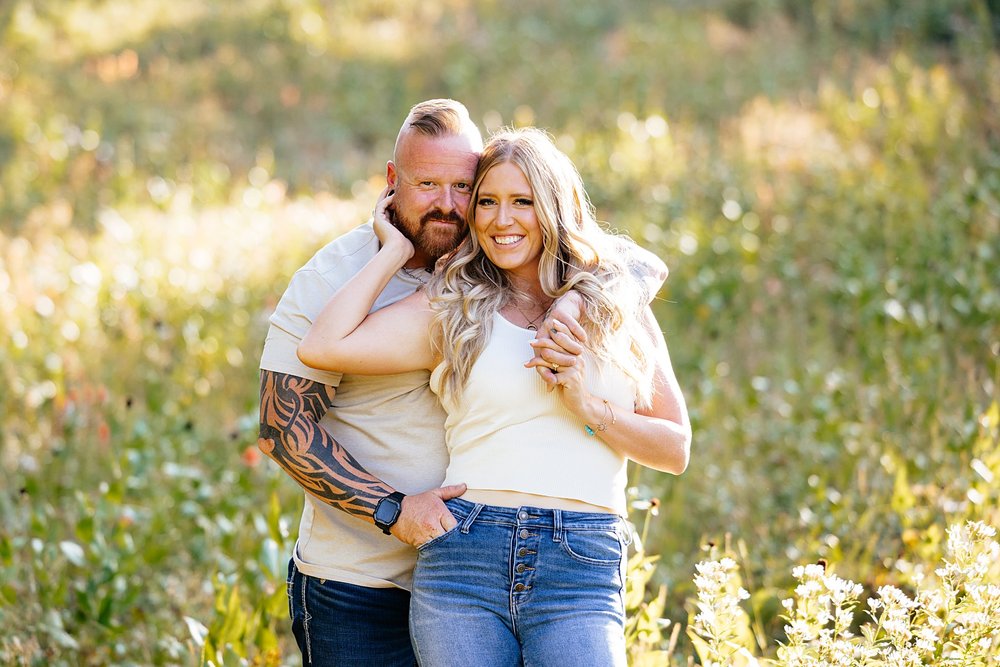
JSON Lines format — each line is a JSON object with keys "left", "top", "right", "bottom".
{"left": 421, "top": 209, "right": 465, "bottom": 226}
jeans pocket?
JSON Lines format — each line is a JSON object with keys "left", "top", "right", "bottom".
{"left": 416, "top": 525, "right": 460, "bottom": 552}
{"left": 560, "top": 529, "right": 624, "bottom": 567}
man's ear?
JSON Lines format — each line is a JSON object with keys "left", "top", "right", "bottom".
{"left": 386, "top": 161, "right": 398, "bottom": 190}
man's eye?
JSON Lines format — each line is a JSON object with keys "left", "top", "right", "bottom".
{"left": 455, "top": 183, "right": 471, "bottom": 191}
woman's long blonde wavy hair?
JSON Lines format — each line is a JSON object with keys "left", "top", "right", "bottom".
{"left": 427, "top": 127, "right": 654, "bottom": 407}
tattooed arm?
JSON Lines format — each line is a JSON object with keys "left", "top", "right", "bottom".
{"left": 258, "top": 370, "right": 391, "bottom": 518}
{"left": 257, "top": 370, "right": 465, "bottom": 544}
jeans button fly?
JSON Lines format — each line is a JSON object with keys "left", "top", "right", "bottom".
{"left": 516, "top": 563, "right": 525, "bottom": 573}
{"left": 519, "top": 529, "right": 529, "bottom": 539}
{"left": 517, "top": 511, "right": 528, "bottom": 520}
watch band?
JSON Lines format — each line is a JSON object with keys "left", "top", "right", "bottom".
{"left": 373, "top": 491, "right": 406, "bottom": 535}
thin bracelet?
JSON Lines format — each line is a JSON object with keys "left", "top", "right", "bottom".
{"left": 585, "top": 399, "right": 616, "bottom": 436}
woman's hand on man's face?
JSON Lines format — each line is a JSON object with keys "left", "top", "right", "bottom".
{"left": 372, "top": 186, "right": 412, "bottom": 257}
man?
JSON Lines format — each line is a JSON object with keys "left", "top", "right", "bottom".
{"left": 258, "top": 99, "right": 666, "bottom": 666}
{"left": 258, "top": 99, "right": 483, "bottom": 666}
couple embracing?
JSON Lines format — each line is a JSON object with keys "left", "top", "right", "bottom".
{"left": 258, "top": 99, "right": 691, "bottom": 666}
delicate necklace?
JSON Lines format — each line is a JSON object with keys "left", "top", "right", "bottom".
{"left": 511, "top": 298, "right": 552, "bottom": 331}
{"left": 400, "top": 266, "right": 431, "bottom": 284}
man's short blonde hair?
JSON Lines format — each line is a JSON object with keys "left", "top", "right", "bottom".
{"left": 393, "top": 99, "right": 483, "bottom": 158}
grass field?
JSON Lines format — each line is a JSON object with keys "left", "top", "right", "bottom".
{"left": 2, "top": 1, "right": 999, "bottom": 664}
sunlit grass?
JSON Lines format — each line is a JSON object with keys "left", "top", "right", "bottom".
{"left": 1, "top": 186, "right": 373, "bottom": 664}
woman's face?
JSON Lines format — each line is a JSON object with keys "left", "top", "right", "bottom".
{"left": 473, "top": 161, "right": 544, "bottom": 283}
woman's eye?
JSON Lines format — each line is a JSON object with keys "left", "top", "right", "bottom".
{"left": 477, "top": 197, "right": 496, "bottom": 206}
{"left": 516, "top": 198, "right": 533, "bottom": 206}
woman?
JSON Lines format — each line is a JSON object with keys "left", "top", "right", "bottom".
{"left": 298, "top": 127, "right": 690, "bottom": 666}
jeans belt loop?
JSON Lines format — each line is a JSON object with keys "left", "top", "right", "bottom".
{"left": 621, "top": 518, "right": 635, "bottom": 547}
{"left": 552, "top": 509, "right": 564, "bottom": 543}
{"left": 460, "top": 503, "right": 484, "bottom": 534}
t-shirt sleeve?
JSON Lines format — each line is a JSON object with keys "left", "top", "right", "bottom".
{"left": 613, "top": 236, "right": 668, "bottom": 304}
{"left": 260, "top": 267, "right": 344, "bottom": 387}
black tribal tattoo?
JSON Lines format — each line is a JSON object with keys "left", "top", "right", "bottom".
{"left": 258, "top": 370, "right": 394, "bottom": 520}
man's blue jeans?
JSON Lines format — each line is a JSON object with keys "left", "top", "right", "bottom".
{"left": 410, "top": 498, "right": 630, "bottom": 666}
{"left": 286, "top": 560, "right": 416, "bottom": 666}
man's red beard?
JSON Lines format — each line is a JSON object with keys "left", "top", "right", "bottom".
{"left": 387, "top": 204, "right": 467, "bottom": 263}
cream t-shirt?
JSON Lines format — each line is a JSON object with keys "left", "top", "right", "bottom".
{"left": 260, "top": 222, "right": 448, "bottom": 590}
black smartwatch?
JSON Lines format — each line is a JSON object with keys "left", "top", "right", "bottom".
{"left": 373, "top": 491, "right": 406, "bottom": 535}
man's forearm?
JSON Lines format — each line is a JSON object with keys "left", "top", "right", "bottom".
{"left": 257, "top": 370, "right": 392, "bottom": 520}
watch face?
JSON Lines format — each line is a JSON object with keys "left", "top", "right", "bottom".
{"left": 374, "top": 496, "right": 402, "bottom": 527}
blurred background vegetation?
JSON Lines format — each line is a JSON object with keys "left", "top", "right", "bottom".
{"left": 1, "top": 0, "right": 998, "bottom": 664}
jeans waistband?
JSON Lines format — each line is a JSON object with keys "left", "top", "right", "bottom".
{"left": 445, "top": 497, "right": 625, "bottom": 532}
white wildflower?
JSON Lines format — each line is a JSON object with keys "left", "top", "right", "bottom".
{"left": 706, "top": 521, "right": 1000, "bottom": 666}
{"left": 690, "top": 556, "right": 754, "bottom": 665}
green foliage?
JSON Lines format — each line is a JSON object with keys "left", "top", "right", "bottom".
{"left": 625, "top": 504, "right": 677, "bottom": 664}
{"left": 0, "top": 192, "right": 358, "bottom": 663}
{"left": 2, "top": 0, "right": 999, "bottom": 663}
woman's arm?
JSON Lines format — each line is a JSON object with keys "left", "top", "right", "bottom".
{"left": 550, "top": 306, "right": 691, "bottom": 474}
{"left": 297, "top": 192, "right": 437, "bottom": 375}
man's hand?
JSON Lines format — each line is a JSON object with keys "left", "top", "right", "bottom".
{"left": 390, "top": 483, "right": 467, "bottom": 548}
{"left": 525, "top": 291, "right": 588, "bottom": 388}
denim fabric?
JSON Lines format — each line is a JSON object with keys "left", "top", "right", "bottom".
{"left": 286, "top": 559, "right": 416, "bottom": 667}
{"left": 410, "top": 498, "right": 630, "bottom": 667}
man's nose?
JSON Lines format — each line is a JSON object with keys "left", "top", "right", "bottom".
{"left": 436, "top": 187, "right": 455, "bottom": 212}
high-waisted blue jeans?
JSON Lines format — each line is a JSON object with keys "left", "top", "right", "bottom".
{"left": 410, "top": 498, "right": 631, "bottom": 666}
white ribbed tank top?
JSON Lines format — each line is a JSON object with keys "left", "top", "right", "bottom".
{"left": 430, "top": 313, "right": 635, "bottom": 514}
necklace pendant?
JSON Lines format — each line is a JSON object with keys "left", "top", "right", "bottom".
{"left": 526, "top": 324, "right": 537, "bottom": 331}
